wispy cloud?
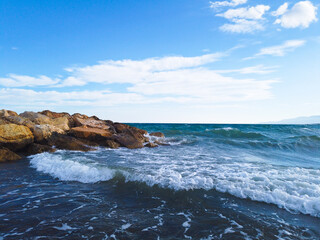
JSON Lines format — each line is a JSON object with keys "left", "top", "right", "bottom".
{"left": 0, "top": 74, "right": 59, "bottom": 87}
{"left": 216, "top": 65, "right": 278, "bottom": 74}
{"left": 0, "top": 52, "right": 276, "bottom": 108}
{"left": 274, "top": 1, "right": 318, "bottom": 29}
{"left": 216, "top": 5, "right": 270, "bottom": 33}
{"left": 244, "top": 40, "right": 306, "bottom": 60}
{"left": 256, "top": 40, "right": 306, "bottom": 57}
{"left": 217, "top": 5, "right": 270, "bottom": 20}
{"left": 209, "top": 0, "right": 247, "bottom": 9}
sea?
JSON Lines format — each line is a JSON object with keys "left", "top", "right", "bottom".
{"left": 1, "top": 124, "right": 320, "bottom": 240}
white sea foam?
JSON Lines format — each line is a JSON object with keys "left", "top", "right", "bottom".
{"left": 30, "top": 152, "right": 115, "bottom": 183}
{"left": 29, "top": 148, "right": 320, "bottom": 218}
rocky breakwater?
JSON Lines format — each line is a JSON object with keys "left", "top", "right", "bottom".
{"left": 0, "top": 109, "right": 165, "bottom": 162}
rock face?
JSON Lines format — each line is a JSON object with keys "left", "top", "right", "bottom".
{"left": 0, "top": 124, "right": 34, "bottom": 151}
{"left": 0, "top": 109, "right": 165, "bottom": 162}
{"left": 0, "top": 147, "right": 22, "bottom": 162}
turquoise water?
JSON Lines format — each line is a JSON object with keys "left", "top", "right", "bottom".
{"left": 1, "top": 124, "right": 320, "bottom": 239}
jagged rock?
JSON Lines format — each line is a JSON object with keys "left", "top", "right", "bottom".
{"left": 3, "top": 115, "right": 34, "bottom": 129}
{"left": 31, "top": 124, "right": 65, "bottom": 142}
{"left": 0, "top": 124, "right": 34, "bottom": 151}
{"left": 72, "top": 113, "right": 111, "bottom": 131}
{"left": 46, "top": 133, "right": 95, "bottom": 152}
{"left": 20, "top": 111, "right": 52, "bottom": 125}
{"left": 25, "top": 143, "right": 56, "bottom": 155}
{"left": 39, "top": 110, "right": 71, "bottom": 119}
{"left": 149, "top": 132, "right": 165, "bottom": 138}
{"left": 0, "top": 147, "right": 22, "bottom": 162}
{"left": 0, "top": 109, "right": 18, "bottom": 118}
{"left": 0, "top": 118, "right": 10, "bottom": 125}
{"left": 114, "top": 123, "right": 147, "bottom": 135}
{"left": 145, "top": 142, "right": 158, "bottom": 148}
{"left": 114, "top": 133, "right": 144, "bottom": 149}
{"left": 105, "top": 140, "right": 120, "bottom": 149}
{"left": 70, "top": 126, "right": 113, "bottom": 139}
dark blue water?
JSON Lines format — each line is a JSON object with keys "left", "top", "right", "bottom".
{"left": 1, "top": 124, "right": 320, "bottom": 239}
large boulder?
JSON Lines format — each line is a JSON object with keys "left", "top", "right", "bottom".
{"left": 25, "top": 143, "right": 56, "bottom": 155}
{"left": 72, "top": 113, "right": 112, "bottom": 131}
{"left": 39, "top": 110, "right": 71, "bottom": 119}
{"left": 0, "top": 147, "right": 22, "bottom": 162}
{"left": 0, "top": 109, "right": 18, "bottom": 118}
{"left": 0, "top": 124, "right": 34, "bottom": 151}
{"left": 114, "top": 133, "right": 144, "bottom": 149}
{"left": 31, "top": 124, "right": 65, "bottom": 142}
{"left": 70, "top": 126, "right": 113, "bottom": 139}
{"left": 114, "top": 123, "right": 147, "bottom": 135}
{"left": 20, "top": 111, "right": 52, "bottom": 125}
{"left": 149, "top": 132, "right": 165, "bottom": 138}
{"left": 46, "top": 133, "right": 95, "bottom": 152}
{"left": 39, "top": 110, "right": 74, "bottom": 127}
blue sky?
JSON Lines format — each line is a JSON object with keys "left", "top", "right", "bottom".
{"left": 0, "top": 0, "right": 319, "bottom": 123}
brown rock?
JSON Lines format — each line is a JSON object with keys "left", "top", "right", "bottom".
{"left": 31, "top": 124, "right": 65, "bottom": 142}
{"left": 0, "top": 109, "right": 18, "bottom": 118}
{"left": 72, "top": 113, "right": 111, "bottom": 131}
{"left": 0, "top": 118, "right": 10, "bottom": 125}
{"left": 70, "top": 126, "right": 113, "bottom": 139}
{"left": 145, "top": 142, "right": 158, "bottom": 148}
{"left": 114, "top": 123, "right": 147, "bottom": 135}
{"left": 105, "top": 140, "right": 120, "bottom": 149}
{"left": 39, "top": 110, "right": 71, "bottom": 119}
{"left": 19, "top": 111, "right": 52, "bottom": 125}
{"left": 0, "top": 147, "right": 22, "bottom": 162}
{"left": 25, "top": 143, "right": 56, "bottom": 155}
{"left": 46, "top": 133, "right": 95, "bottom": 152}
{"left": 114, "top": 134, "right": 144, "bottom": 149}
{"left": 3, "top": 115, "right": 34, "bottom": 129}
{"left": 149, "top": 132, "right": 165, "bottom": 138}
{"left": 0, "top": 124, "right": 34, "bottom": 151}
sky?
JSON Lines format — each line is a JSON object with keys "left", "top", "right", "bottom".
{"left": 0, "top": 0, "right": 319, "bottom": 123}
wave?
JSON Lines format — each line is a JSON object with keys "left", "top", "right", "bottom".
{"left": 206, "top": 128, "right": 268, "bottom": 139}
{"left": 29, "top": 151, "right": 320, "bottom": 218}
{"left": 30, "top": 152, "right": 115, "bottom": 183}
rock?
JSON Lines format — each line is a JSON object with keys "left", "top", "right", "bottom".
{"left": 0, "top": 109, "right": 18, "bottom": 118}
{"left": 40, "top": 110, "right": 74, "bottom": 127}
{"left": 149, "top": 132, "right": 165, "bottom": 138}
{"left": 0, "top": 147, "right": 22, "bottom": 162}
{"left": 145, "top": 142, "right": 158, "bottom": 148}
{"left": 114, "top": 123, "right": 147, "bottom": 135}
{"left": 0, "top": 124, "right": 34, "bottom": 151}
{"left": 114, "top": 133, "right": 144, "bottom": 149}
{"left": 70, "top": 126, "right": 113, "bottom": 139}
{"left": 46, "top": 133, "right": 95, "bottom": 152}
{"left": 0, "top": 118, "right": 10, "bottom": 125}
{"left": 31, "top": 124, "right": 65, "bottom": 142}
{"left": 72, "top": 114, "right": 111, "bottom": 131}
{"left": 105, "top": 140, "right": 120, "bottom": 149}
{"left": 39, "top": 110, "right": 71, "bottom": 119}
{"left": 25, "top": 143, "right": 56, "bottom": 155}
{"left": 3, "top": 115, "right": 34, "bottom": 129}
{"left": 51, "top": 117, "right": 70, "bottom": 131}
{"left": 20, "top": 111, "right": 52, "bottom": 125}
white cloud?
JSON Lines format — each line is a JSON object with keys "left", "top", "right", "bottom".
{"left": 0, "top": 74, "right": 59, "bottom": 87}
{"left": 216, "top": 5, "right": 270, "bottom": 33}
{"left": 216, "top": 65, "right": 278, "bottom": 74}
{"left": 274, "top": 1, "right": 318, "bottom": 28}
{"left": 210, "top": 0, "right": 247, "bottom": 9}
{"left": 217, "top": 5, "right": 270, "bottom": 20}
{"left": 219, "top": 19, "right": 264, "bottom": 33}
{"left": 0, "top": 53, "right": 276, "bottom": 108}
{"left": 256, "top": 40, "right": 306, "bottom": 57}
{"left": 271, "top": 3, "right": 288, "bottom": 17}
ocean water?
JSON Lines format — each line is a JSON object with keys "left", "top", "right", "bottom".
{"left": 1, "top": 124, "right": 320, "bottom": 239}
